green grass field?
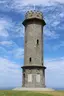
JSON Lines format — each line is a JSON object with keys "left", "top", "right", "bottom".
{"left": 0, "top": 90, "right": 64, "bottom": 96}
{"left": 0, "top": 90, "right": 52, "bottom": 96}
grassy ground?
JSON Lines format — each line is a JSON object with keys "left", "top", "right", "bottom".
{"left": 0, "top": 90, "right": 64, "bottom": 96}
{"left": 0, "top": 90, "right": 52, "bottom": 96}
{"left": 38, "top": 91, "right": 64, "bottom": 96}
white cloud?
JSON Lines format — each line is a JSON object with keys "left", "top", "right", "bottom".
{"left": 0, "top": 17, "right": 24, "bottom": 39}
{"left": 51, "top": 21, "right": 60, "bottom": 27}
{"left": 12, "top": 0, "right": 50, "bottom": 6}
{"left": 59, "top": 13, "right": 64, "bottom": 18}
{"left": 0, "top": 0, "right": 62, "bottom": 13}
{"left": 53, "top": 41, "right": 64, "bottom": 50}
{"left": 0, "top": 46, "right": 8, "bottom": 56}
{"left": 0, "top": 17, "right": 14, "bottom": 37}
{"left": 0, "top": 41, "right": 13, "bottom": 46}
{"left": 0, "top": 19, "right": 9, "bottom": 37}
{"left": 12, "top": 0, "right": 64, "bottom": 7}
{"left": 55, "top": 0, "right": 64, "bottom": 3}
{"left": 13, "top": 48, "right": 24, "bottom": 59}
{"left": 9, "top": 48, "right": 24, "bottom": 59}
{"left": 44, "top": 28, "right": 59, "bottom": 39}
{"left": 0, "top": 57, "right": 22, "bottom": 88}
{"left": 14, "top": 24, "right": 24, "bottom": 37}
{"left": 44, "top": 57, "right": 64, "bottom": 88}
{"left": 0, "top": 0, "right": 64, "bottom": 13}
{"left": 10, "top": 0, "right": 54, "bottom": 12}
{"left": 44, "top": 41, "right": 64, "bottom": 51}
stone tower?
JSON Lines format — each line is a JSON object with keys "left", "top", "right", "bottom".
{"left": 21, "top": 11, "right": 46, "bottom": 88}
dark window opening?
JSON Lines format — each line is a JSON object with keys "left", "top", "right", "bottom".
{"left": 37, "top": 39, "right": 39, "bottom": 45}
{"left": 29, "top": 57, "right": 32, "bottom": 62}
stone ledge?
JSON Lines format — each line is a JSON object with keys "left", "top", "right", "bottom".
{"left": 12, "top": 87, "right": 54, "bottom": 91}
{"left": 21, "top": 65, "right": 46, "bottom": 69}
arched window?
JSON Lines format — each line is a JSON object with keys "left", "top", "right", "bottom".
{"left": 37, "top": 39, "right": 39, "bottom": 45}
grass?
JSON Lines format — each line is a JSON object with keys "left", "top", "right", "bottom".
{"left": 0, "top": 90, "right": 64, "bottom": 96}
{"left": 0, "top": 90, "right": 52, "bottom": 96}
{"left": 38, "top": 91, "right": 64, "bottom": 96}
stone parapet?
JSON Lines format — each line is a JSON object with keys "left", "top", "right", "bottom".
{"left": 25, "top": 10, "right": 43, "bottom": 20}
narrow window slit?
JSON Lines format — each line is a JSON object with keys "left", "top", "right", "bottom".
{"left": 29, "top": 57, "right": 32, "bottom": 62}
{"left": 37, "top": 39, "right": 39, "bottom": 45}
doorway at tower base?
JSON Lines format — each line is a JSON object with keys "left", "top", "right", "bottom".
{"left": 12, "top": 87, "right": 55, "bottom": 91}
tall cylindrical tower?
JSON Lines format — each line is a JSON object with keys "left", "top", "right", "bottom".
{"left": 22, "top": 11, "right": 46, "bottom": 88}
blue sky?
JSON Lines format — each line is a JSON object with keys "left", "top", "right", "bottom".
{"left": 0, "top": 0, "right": 64, "bottom": 89}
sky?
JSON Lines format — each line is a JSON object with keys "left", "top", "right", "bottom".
{"left": 0, "top": 0, "right": 64, "bottom": 89}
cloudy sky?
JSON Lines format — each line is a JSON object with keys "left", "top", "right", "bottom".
{"left": 0, "top": 0, "right": 64, "bottom": 89}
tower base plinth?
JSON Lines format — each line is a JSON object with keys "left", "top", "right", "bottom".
{"left": 12, "top": 87, "right": 54, "bottom": 91}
